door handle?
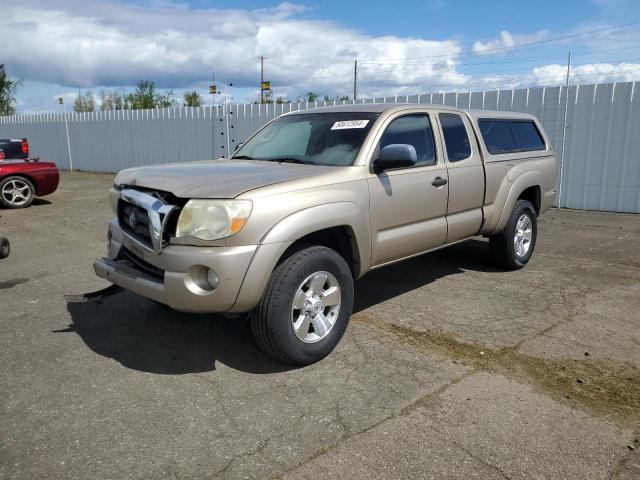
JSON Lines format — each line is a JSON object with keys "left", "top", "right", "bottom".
{"left": 431, "top": 177, "right": 448, "bottom": 187}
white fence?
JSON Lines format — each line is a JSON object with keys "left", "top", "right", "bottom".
{"left": 1, "top": 82, "right": 639, "bottom": 213}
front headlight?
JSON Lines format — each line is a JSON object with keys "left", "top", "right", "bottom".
{"left": 176, "top": 199, "right": 252, "bottom": 241}
{"left": 109, "top": 186, "right": 120, "bottom": 214}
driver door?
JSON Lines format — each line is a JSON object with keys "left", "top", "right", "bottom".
{"left": 367, "top": 112, "right": 449, "bottom": 266}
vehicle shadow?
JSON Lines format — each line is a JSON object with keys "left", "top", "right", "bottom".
{"left": 0, "top": 198, "right": 52, "bottom": 209}
{"left": 354, "top": 238, "right": 497, "bottom": 312}
{"left": 62, "top": 239, "right": 497, "bottom": 375}
{"left": 63, "top": 294, "right": 293, "bottom": 375}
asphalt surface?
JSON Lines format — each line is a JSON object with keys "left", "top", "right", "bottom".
{"left": 1, "top": 171, "right": 638, "bottom": 480}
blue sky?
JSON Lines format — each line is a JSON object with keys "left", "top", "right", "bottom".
{"left": 2, "top": 0, "right": 640, "bottom": 113}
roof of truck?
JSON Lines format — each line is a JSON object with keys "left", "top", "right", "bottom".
{"left": 290, "top": 103, "right": 538, "bottom": 120}
{"left": 291, "top": 103, "right": 456, "bottom": 114}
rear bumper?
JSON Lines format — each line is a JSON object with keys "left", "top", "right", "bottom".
{"left": 94, "top": 220, "right": 257, "bottom": 313}
{"left": 34, "top": 164, "right": 59, "bottom": 196}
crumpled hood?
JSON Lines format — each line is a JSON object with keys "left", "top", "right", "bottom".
{"left": 114, "top": 159, "right": 333, "bottom": 198}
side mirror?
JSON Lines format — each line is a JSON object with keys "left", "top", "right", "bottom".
{"left": 373, "top": 144, "right": 417, "bottom": 173}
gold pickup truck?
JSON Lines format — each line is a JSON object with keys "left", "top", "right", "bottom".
{"left": 94, "top": 104, "right": 556, "bottom": 365}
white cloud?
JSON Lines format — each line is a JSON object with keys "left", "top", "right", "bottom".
{"left": 472, "top": 30, "right": 548, "bottom": 55}
{"left": 0, "top": 0, "right": 464, "bottom": 98}
{"left": 3, "top": 1, "right": 639, "bottom": 113}
{"left": 531, "top": 62, "right": 640, "bottom": 85}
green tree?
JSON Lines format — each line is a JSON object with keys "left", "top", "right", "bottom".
{"left": 0, "top": 64, "right": 21, "bottom": 116}
{"left": 338, "top": 95, "right": 350, "bottom": 102}
{"left": 183, "top": 90, "right": 203, "bottom": 107}
{"left": 99, "top": 90, "right": 130, "bottom": 111}
{"left": 156, "top": 90, "right": 176, "bottom": 108}
{"left": 130, "top": 81, "right": 157, "bottom": 109}
{"left": 73, "top": 90, "right": 96, "bottom": 112}
{"left": 307, "top": 91, "right": 318, "bottom": 102}
{"left": 125, "top": 81, "right": 176, "bottom": 109}
{"left": 275, "top": 96, "right": 289, "bottom": 104}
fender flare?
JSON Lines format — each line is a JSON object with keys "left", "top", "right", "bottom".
{"left": 261, "top": 201, "right": 371, "bottom": 275}
{"left": 488, "top": 171, "right": 543, "bottom": 235}
{"left": 229, "top": 202, "right": 371, "bottom": 313}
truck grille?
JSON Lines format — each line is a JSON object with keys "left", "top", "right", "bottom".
{"left": 116, "top": 187, "right": 181, "bottom": 252}
{"left": 119, "top": 200, "right": 154, "bottom": 248}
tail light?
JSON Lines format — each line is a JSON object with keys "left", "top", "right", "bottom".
{"left": 21, "top": 139, "right": 29, "bottom": 157}
{"left": 0, "top": 151, "right": 4, "bottom": 160}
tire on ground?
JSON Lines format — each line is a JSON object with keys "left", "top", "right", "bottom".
{"left": 250, "top": 244, "right": 354, "bottom": 365}
{"left": 489, "top": 199, "right": 538, "bottom": 270}
{"left": 0, "top": 237, "right": 9, "bottom": 259}
{"left": 0, "top": 176, "right": 35, "bottom": 209}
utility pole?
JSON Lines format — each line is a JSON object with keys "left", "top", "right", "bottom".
{"left": 353, "top": 60, "right": 358, "bottom": 101}
{"left": 558, "top": 51, "right": 571, "bottom": 208}
{"left": 260, "top": 56, "right": 264, "bottom": 104}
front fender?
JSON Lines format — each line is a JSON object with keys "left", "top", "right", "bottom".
{"left": 262, "top": 202, "right": 370, "bottom": 269}
{"left": 229, "top": 202, "right": 371, "bottom": 313}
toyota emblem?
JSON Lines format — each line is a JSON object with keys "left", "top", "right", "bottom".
{"left": 128, "top": 210, "right": 137, "bottom": 230}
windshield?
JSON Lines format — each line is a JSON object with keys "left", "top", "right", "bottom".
{"left": 232, "top": 112, "right": 379, "bottom": 166}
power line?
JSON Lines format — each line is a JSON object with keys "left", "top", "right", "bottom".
{"left": 357, "top": 56, "right": 640, "bottom": 76}
{"left": 357, "top": 22, "right": 640, "bottom": 62}
{"left": 305, "top": 46, "right": 640, "bottom": 82}
{"left": 309, "top": 56, "right": 640, "bottom": 82}
{"left": 262, "top": 22, "right": 640, "bottom": 71}
{"left": 338, "top": 66, "right": 640, "bottom": 95}
{"left": 360, "top": 45, "right": 640, "bottom": 68}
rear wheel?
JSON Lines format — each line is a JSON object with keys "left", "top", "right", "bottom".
{"left": 250, "top": 245, "right": 354, "bottom": 365}
{"left": 0, "top": 176, "right": 35, "bottom": 209}
{"left": 489, "top": 199, "right": 537, "bottom": 270}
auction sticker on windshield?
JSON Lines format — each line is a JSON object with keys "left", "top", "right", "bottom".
{"left": 331, "top": 120, "right": 370, "bottom": 130}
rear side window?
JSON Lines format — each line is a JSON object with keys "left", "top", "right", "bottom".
{"left": 379, "top": 114, "right": 436, "bottom": 166}
{"left": 511, "top": 121, "right": 545, "bottom": 150}
{"left": 479, "top": 119, "right": 545, "bottom": 154}
{"left": 439, "top": 113, "right": 471, "bottom": 162}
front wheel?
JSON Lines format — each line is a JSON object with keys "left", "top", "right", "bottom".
{"left": 0, "top": 176, "right": 35, "bottom": 209}
{"left": 489, "top": 199, "right": 538, "bottom": 270}
{"left": 250, "top": 245, "right": 354, "bottom": 365}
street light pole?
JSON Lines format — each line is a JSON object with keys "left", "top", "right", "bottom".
{"left": 354, "top": 60, "right": 358, "bottom": 101}
{"left": 260, "top": 56, "right": 264, "bottom": 104}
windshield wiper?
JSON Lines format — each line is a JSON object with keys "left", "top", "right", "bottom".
{"left": 266, "top": 156, "right": 314, "bottom": 165}
{"left": 232, "top": 155, "right": 254, "bottom": 160}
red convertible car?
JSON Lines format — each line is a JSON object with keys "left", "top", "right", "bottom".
{"left": 0, "top": 158, "right": 59, "bottom": 208}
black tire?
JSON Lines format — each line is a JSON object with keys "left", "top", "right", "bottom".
{"left": 0, "top": 237, "right": 9, "bottom": 259}
{"left": 250, "top": 245, "right": 354, "bottom": 366}
{"left": 489, "top": 199, "right": 538, "bottom": 270}
{"left": 0, "top": 176, "right": 35, "bottom": 209}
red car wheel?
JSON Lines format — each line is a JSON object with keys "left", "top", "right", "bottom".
{"left": 0, "top": 176, "right": 35, "bottom": 209}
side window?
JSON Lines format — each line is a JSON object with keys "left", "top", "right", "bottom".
{"left": 510, "top": 121, "right": 545, "bottom": 150}
{"left": 379, "top": 114, "right": 436, "bottom": 166}
{"left": 479, "top": 119, "right": 546, "bottom": 154}
{"left": 439, "top": 113, "right": 471, "bottom": 162}
{"left": 479, "top": 119, "right": 517, "bottom": 154}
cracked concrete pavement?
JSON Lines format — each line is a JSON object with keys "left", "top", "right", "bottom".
{"left": 0, "top": 172, "right": 638, "bottom": 479}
